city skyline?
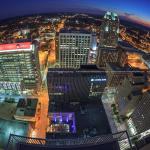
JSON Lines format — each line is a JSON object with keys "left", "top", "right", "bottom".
{"left": 0, "top": 1, "right": 150, "bottom": 149}
{"left": 0, "top": 0, "right": 150, "bottom": 27}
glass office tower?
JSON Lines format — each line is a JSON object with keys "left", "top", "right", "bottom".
{"left": 59, "top": 29, "right": 92, "bottom": 68}
{"left": 99, "top": 11, "right": 119, "bottom": 48}
{"left": 0, "top": 42, "right": 41, "bottom": 94}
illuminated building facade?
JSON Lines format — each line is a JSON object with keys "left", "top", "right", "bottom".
{"left": 0, "top": 42, "right": 41, "bottom": 94}
{"left": 88, "top": 32, "right": 97, "bottom": 64}
{"left": 59, "top": 29, "right": 92, "bottom": 68}
{"left": 96, "top": 12, "right": 124, "bottom": 69}
{"left": 99, "top": 11, "right": 119, "bottom": 48}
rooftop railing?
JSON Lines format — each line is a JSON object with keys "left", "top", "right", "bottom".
{"left": 6, "top": 131, "right": 132, "bottom": 150}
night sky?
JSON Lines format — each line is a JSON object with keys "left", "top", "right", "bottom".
{"left": 0, "top": 0, "right": 150, "bottom": 27}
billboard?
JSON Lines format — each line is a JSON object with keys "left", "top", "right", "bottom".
{"left": 0, "top": 42, "right": 31, "bottom": 51}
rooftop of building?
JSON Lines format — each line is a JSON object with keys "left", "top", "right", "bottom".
{"left": 48, "top": 65, "right": 105, "bottom": 73}
{"left": 0, "top": 101, "right": 17, "bottom": 120}
{"left": 131, "top": 90, "right": 143, "bottom": 96}
{"left": 132, "top": 72, "right": 145, "bottom": 77}
{"left": 146, "top": 90, "right": 150, "bottom": 95}
{"left": 15, "top": 98, "right": 38, "bottom": 117}
{"left": 107, "top": 62, "right": 132, "bottom": 71}
{"left": 142, "top": 53, "right": 150, "bottom": 61}
{"left": 118, "top": 41, "right": 146, "bottom": 54}
{"left": 0, "top": 42, "right": 32, "bottom": 52}
{"left": 41, "top": 30, "right": 56, "bottom": 34}
{"left": 48, "top": 100, "right": 111, "bottom": 138}
{"left": 79, "top": 64, "right": 100, "bottom": 70}
{"left": 59, "top": 28, "right": 91, "bottom": 34}
{"left": 0, "top": 118, "right": 29, "bottom": 149}
{"left": 15, "top": 39, "right": 31, "bottom": 43}
{"left": 98, "top": 46, "right": 117, "bottom": 51}
{"left": 47, "top": 66, "right": 107, "bottom": 103}
{"left": 104, "top": 11, "right": 119, "bottom": 21}
{"left": 122, "top": 75, "right": 146, "bottom": 87}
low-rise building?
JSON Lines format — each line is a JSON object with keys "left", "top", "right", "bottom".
{"left": 129, "top": 90, "right": 150, "bottom": 134}
{"left": 96, "top": 46, "right": 127, "bottom": 68}
{"left": 14, "top": 98, "right": 38, "bottom": 122}
{"left": 116, "top": 71, "right": 147, "bottom": 117}
{"left": 106, "top": 63, "right": 131, "bottom": 87}
{"left": 141, "top": 53, "right": 150, "bottom": 69}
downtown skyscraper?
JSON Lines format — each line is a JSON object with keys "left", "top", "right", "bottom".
{"left": 96, "top": 12, "right": 126, "bottom": 68}
{"left": 59, "top": 29, "right": 92, "bottom": 68}
{"left": 99, "top": 11, "right": 119, "bottom": 48}
{"left": 0, "top": 42, "right": 41, "bottom": 94}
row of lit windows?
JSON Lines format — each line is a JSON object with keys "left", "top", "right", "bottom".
{"left": 60, "top": 47, "right": 89, "bottom": 49}
{"left": 0, "top": 54, "right": 31, "bottom": 58}
{"left": 60, "top": 41, "right": 90, "bottom": 45}
{"left": 60, "top": 35, "right": 91, "bottom": 38}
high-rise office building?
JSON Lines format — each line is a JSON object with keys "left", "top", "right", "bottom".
{"left": 96, "top": 12, "right": 123, "bottom": 69}
{"left": 47, "top": 65, "right": 107, "bottom": 102}
{"left": 0, "top": 42, "right": 41, "bottom": 94}
{"left": 88, "top": 32, "right": 97, "bottom": 64}
{"left": 59, "top": 29, "right": 92, "bottom": 68}
{"left": 99, "top": 11, "right": 119, "bottom": 48}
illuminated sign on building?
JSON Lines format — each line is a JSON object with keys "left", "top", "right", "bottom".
{"left": 91, "top": 78, "right": 107, "bottom": 82}
{"left": 0, "top": 42, "right": 31, "bottom": 51}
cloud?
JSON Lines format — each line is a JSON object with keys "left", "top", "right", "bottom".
{"left": 121, "top": 12, "right": 150, "bottom": 28}
{"left": 124, "top": 13, "right": 134, "bottom": 17}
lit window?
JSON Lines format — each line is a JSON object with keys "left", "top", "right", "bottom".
{"left": 105, "top": 26, "right": 109, "bottom": 32}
